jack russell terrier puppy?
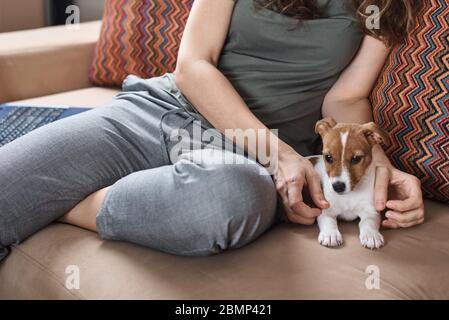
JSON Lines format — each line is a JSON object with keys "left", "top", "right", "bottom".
{"left": 308, "top": 117, "right": 390, "bottom": 249}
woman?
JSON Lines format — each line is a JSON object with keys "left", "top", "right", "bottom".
{"left": 0, "top": 0, "right": 424, "bottom": 259}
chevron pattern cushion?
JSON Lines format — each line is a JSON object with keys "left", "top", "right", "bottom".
{"left": 370, "top": 0, "right": 449, "bottom": 202}
{"left": 89, "top": 0, "right": 194, "bottom": 86}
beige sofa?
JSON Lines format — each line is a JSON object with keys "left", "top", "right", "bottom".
{"left": 0, "top": 22, "right": 448, "bottom": 300}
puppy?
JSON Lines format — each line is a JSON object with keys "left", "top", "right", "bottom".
{"left": 308, "top": 117, "right": 390, "bottom": 249}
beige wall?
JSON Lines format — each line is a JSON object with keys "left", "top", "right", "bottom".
{"left": 0, "top": 0, "right": 46, "bottom": 32}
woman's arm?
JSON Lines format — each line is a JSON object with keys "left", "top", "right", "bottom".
{"left": 323, "top": 37, "right": 389, "bottom": 123}
{"left": 175, "top": 0, "right": 268, "bottom": 157}
{"left": 323, "top": 36, "right": 424, "bottom": 228}
{"left": 175, "top": 0, "right": 329, "bottom": 224}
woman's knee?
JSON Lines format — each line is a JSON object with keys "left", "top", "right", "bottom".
{"left": 192, "top": 162, "right": 278, "bottom": 255}
{"left": 96, "top": 161, "right": 278, "bottom": 257}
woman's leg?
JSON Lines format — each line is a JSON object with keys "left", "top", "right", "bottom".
{"left": 58, "top": 187, "right": 110, "bottom": 232}
{"left": 59, "top": 150, "right": 279, "bottom": 255}
{"left": 0, "top": 91, "right": 182, "bottom": 260}
{"left": 95, "top": 149, "right": 278, "bottom": 256}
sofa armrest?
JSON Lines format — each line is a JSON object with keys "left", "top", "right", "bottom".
{"left": 0, "top": 21, "right": 102, "bottom": 103}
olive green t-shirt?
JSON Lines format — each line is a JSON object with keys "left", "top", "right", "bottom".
{"left": 217, "top": 0, "right": 363, "bottom": 155}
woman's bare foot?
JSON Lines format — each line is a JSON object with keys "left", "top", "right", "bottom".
{"left": 58, "top": 187, "right": 110, "bottom": 232}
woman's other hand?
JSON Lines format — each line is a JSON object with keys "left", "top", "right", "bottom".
{"left": 275, "top": 147, "right": 329, "bottom": 225}
{"left": 374, "top": 165, "right": 425, "bottom": 228}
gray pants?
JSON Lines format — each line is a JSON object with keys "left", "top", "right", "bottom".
{"left": 0, "top": 74, "right": 277, "bottom": 260}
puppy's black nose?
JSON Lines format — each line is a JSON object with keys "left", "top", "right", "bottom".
{"left": 332, "top": 182, "right": 346, "bottom": 194}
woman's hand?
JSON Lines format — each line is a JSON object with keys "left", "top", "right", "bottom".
{"left": 372, "top": 144, "right": 425, "bottom": 229}
{"left": 275, "top": 147, "right": 329, "bottom": 225}
{"left": 374, "top": 165, "right": 425, "bottom": 228}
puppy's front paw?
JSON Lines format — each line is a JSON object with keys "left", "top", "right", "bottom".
{"left": 360, "top": 229, "right": 384, "bottom": 249}
{"left": 318, "top": 230, "right": 343, "bottom": 248}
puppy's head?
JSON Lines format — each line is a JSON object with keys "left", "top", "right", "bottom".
{"left": 315, "top": 117, "right": 390, "bottom": 194}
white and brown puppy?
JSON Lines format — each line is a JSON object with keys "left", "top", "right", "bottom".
{"left": 309, "top": 117, "right": 390, "bottom": 249}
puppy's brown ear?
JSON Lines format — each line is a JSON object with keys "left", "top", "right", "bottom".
{"left": 315, "top": 117, "right": 337, "bottom": 136}
{"left": 360, "top": 122, "right": 391, "bottom": 147}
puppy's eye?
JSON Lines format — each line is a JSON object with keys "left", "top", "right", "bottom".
{"left": 325, "top": 154, "right": 333, "bottom": 164}
{"left": 351, "top": 155, "right": 363, "bottom": 165}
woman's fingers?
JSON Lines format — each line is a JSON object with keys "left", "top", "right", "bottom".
{"left": 288, "top": 181, "right": 321, "bottom": 218}
{"left": 286, "top": 210, "right": 316, "bottom": 225}
{"left": 387, "top": 175, "right": 422, "bottom": 212}
{"left": 383, "top": 169, "right": 424, "bottom": 228}
{"left": 400, "top": 218, "right": 424, "bottom": 228}
{"left": 292, "top": 202, "right": 321, "bottom": 218}
{"left": 277, "top": 187, "right": 316, "bottom": 225}
{"left": 387, "top": 168, "right": 423, "bottom": 209}
{"left": 374, "top": 166, "right": 390, "bottom": 211}
{"left": 275, "top": 175, "right": 320, "bottom": 223}
{"left": 276, "top": 180, "right": 290, "bottom": 211}
{"left": 305, "top": 169, "right": 329, "bottom": 209}
{"left": 385, "top": 209, "right": 424, "bottom": 224}
{"left": 384, "top": 216, "right": 424, "bottom": 229}
{"left": 386, "top": 197, "right": 422, "bottom": 212}
{"left": 273, "top": 156, "right": 326, "bottom": 225}
{"left": 383, "top": 207, "right": 425, "bottom": 229}
{"left": 382, "top": 219, "right": 400, "bottom": 229}
{"left": 286, "top": 177, "right": 304, "bottom": 208}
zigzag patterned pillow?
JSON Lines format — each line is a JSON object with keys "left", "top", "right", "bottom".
{"left": 370, "top": 0, "right": 449, "bottom": 202}
{"left": 89, "top": 0, "right": 193, "bottom": 86}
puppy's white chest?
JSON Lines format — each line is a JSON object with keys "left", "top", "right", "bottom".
{"left": 325, "top": 180, "right": 376, "bottom": 220}
{"left": 326, "top": 192, "right": 369, "bottom": 221}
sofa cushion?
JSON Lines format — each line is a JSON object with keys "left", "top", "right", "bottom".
{"left": 89, "top": 0, "right": 193, "bottom": 87}
{"left": 13, "top": 87, "right": 120, "bottom": 107}
{"left": 370, "top": 0, "right": 449, "bottom": 202}
{"left": 1, "top": 200, "right": 448, "bottom": 299}
{"left": 0, "top": 21, "right": 102, "bottom": 103}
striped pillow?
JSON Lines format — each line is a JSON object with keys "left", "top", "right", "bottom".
{"left": 370, "top": 0, "right": 449, "bottom": 202}
{"left": 89, "top": 0, "right": 194, "bottom": 87}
